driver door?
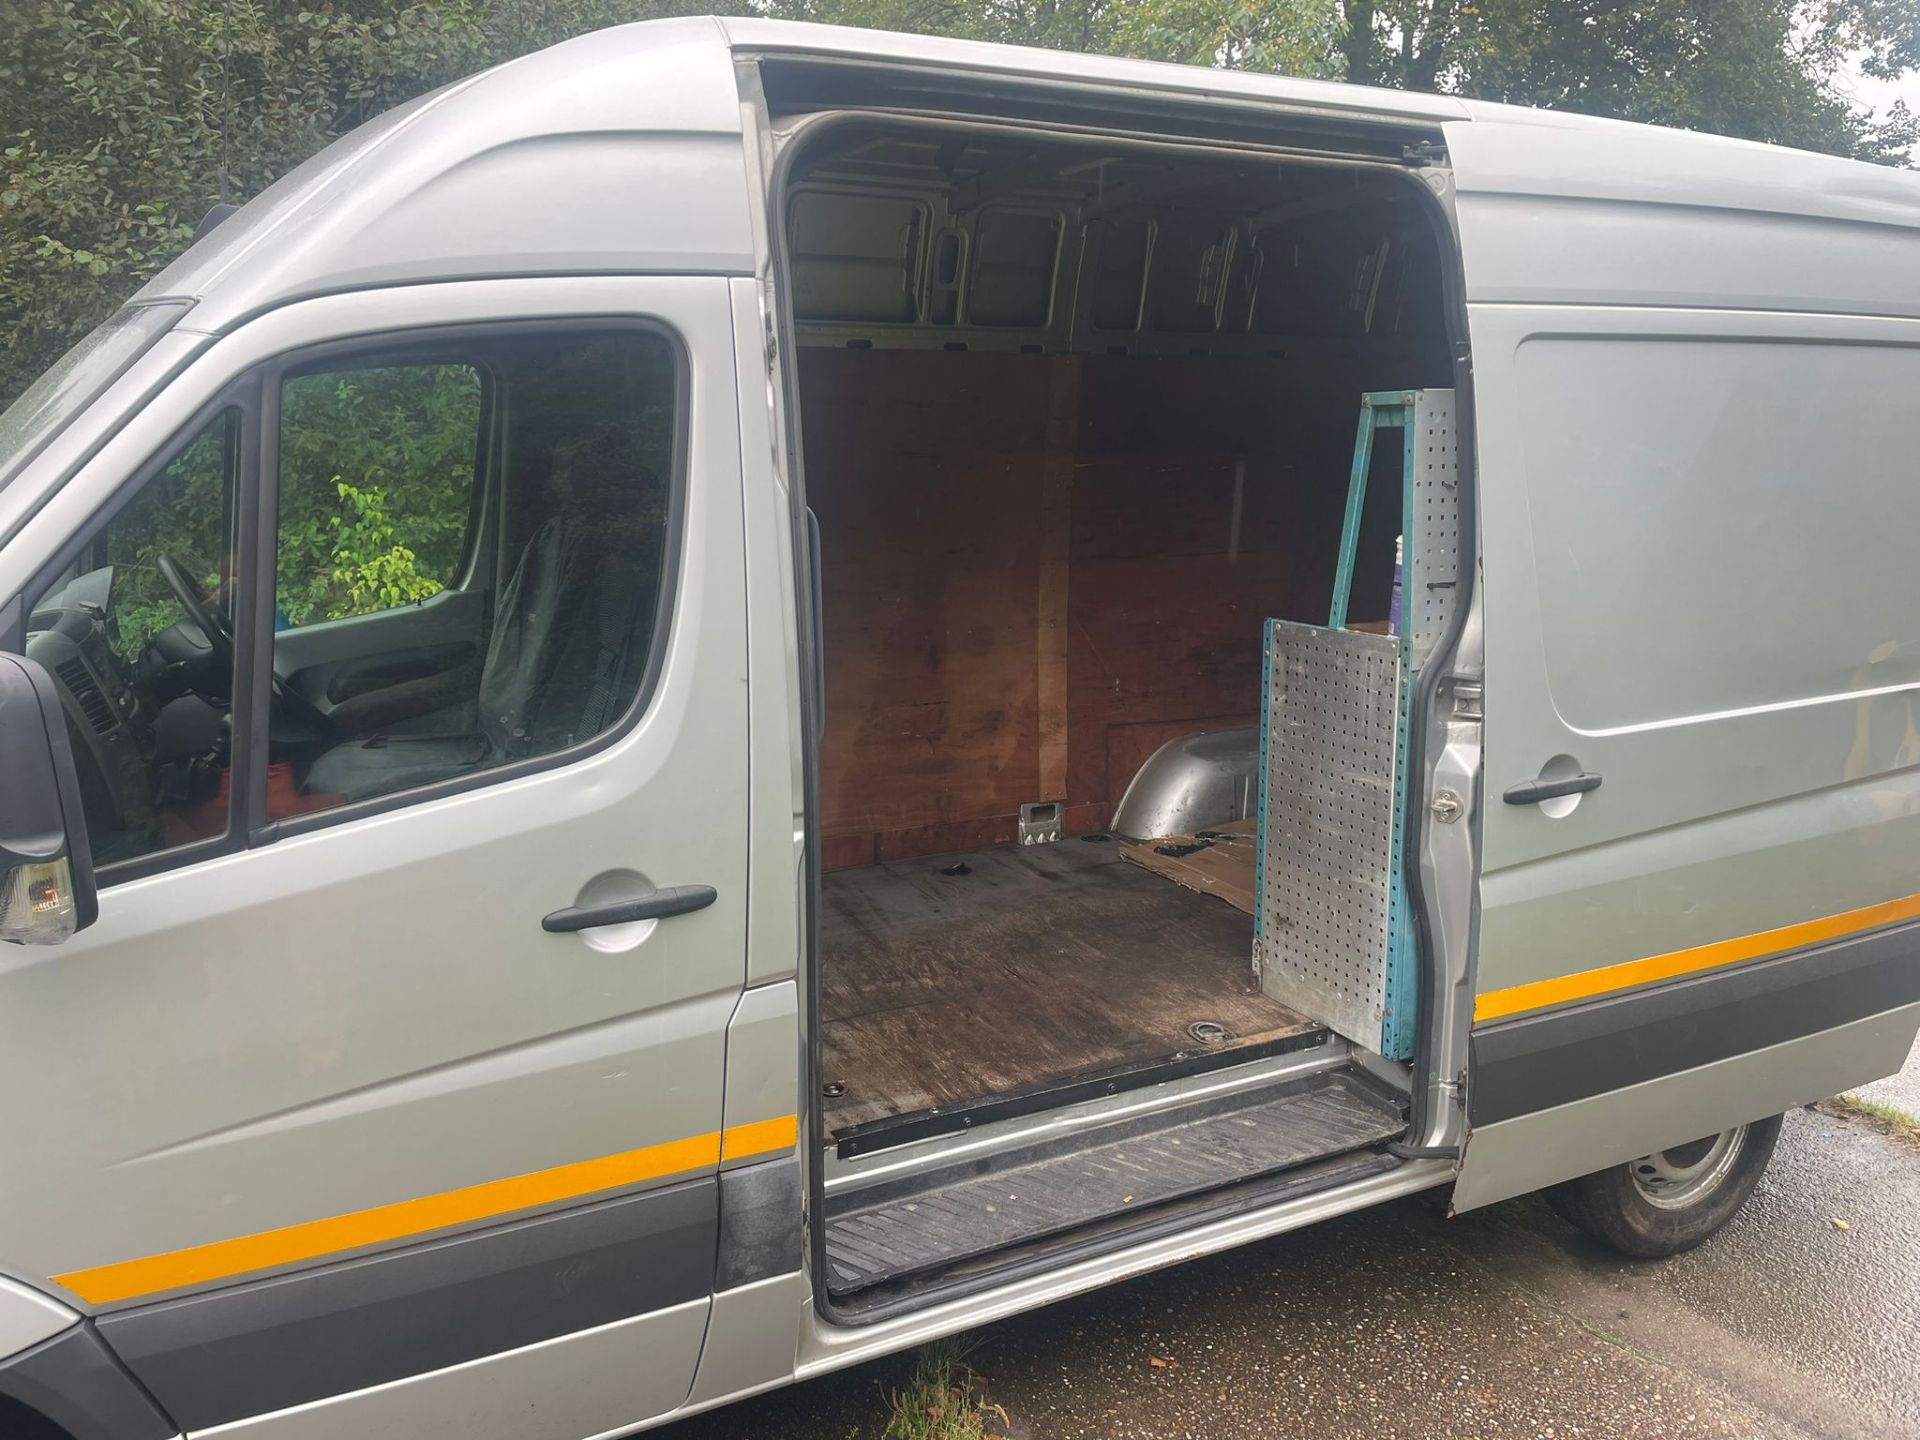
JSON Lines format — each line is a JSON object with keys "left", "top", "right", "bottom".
{"left": 0, "top": 276, "right": 753, "bottom": 1439}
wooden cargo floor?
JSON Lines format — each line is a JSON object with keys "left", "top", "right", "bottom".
{"left": 820, "top": 839, "right": 1317, "bottom": 1134}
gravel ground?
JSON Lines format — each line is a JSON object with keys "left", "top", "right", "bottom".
{"left": 1853, "top": 1035, "right": 1920, "bottom": 1119}
{"left": 661, "top": 1100, "right": 1920, "bottom": 1440}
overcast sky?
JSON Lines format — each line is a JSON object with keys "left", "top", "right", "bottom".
{"left": 1840, "top": 57, "right": 1920, "bottom": 162}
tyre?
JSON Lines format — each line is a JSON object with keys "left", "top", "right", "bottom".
{"left": 1544, "top": 1113, "right": 1784, "bottom": 1258}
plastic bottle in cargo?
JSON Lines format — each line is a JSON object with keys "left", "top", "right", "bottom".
{"left": 1389, "top": 533, "right": 1404, "bottom": 636}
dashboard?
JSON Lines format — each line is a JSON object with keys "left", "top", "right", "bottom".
{"left": 25, "top": 567, "right": 228, "bottom": 863}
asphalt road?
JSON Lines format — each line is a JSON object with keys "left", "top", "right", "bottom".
{"left": 664, "top": 1046, "right": 1920, "bottom": 1440}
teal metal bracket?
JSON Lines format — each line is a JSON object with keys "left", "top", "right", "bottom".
{"left": 1329, "top": 390, "right": 1419, "bottom": 632}
{"left": 1330, "top": 389, "right": 1459, "bottom": 1060}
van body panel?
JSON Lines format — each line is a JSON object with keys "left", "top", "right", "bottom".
{"left": 1449, "top": 123, "right": 1920, "bottom": 1200}
{"left": 715, "top": 981, "right": 804, "bottom": 1294}
{"left": 128, "top": 19, "right": 755, "bottom": 337}
{"left": 719, "top": 981, "right": 801, "bottom": 1163}
{"left": 1454, "top": 1001, "right": 1920, "bottom": 1211}
{"left": 730, "top": 276, "right": 806, "bottom": 992}
{"left": 1476, "top": 771, "right": 1920, "bottom": 999}
{"left": 0, "top": 1276, "right": 76, "bottom": 1359}
{"left": 682, "top": 1271, "right": 807, "bottom": 1411}
{"left": 1445, "top": 114, "right": 1920, "bottom": 316}
{"left": 95, "top": 1178, "right": 718, "bottom": 1432}
{"left": 1454, "top": 303, "right": 1920, "bottom": 991}
{"left": 714, "top": 1157, "right": 802, "bottom": 1295}
{"left": 193, "top": 1297, "right": 709, "bottom": 1440}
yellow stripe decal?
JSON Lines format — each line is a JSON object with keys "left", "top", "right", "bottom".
{"left": 722, "top": 1112, "right": 798, "bottom": 1162}
{"left": 54, "top": 1116, "right": 798, "bottom": 1307}
{"left": 1475, "top": 892, "right": 1920, "bottom": 1024}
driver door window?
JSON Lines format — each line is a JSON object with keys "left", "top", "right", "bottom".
{"left": 24, "top": 407, "right": 242, "bottom": 868}
{"left": 266, "top": 328, "right": 676, "bottom": 821}
{"left": 12, "top": 323, "right": 680, "bottom": 876}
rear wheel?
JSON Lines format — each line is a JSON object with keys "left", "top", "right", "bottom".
{"left": 1546, "top": 1113, "right": 1784, "bottom": 1258}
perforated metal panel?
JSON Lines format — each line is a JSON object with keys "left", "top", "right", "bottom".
{"left": 1383, "top": 387, "right": 1460, "bottom": 1059}
{"left": 1254, "top": 621, "right": 1402, "bottom": 1053}
{"left": 1408, "top": 390, "right": 1460, "bottom": 673}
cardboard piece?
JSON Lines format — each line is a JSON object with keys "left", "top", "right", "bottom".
{"left": 1120, "top": 816, "right": 1257, "bottom": 915}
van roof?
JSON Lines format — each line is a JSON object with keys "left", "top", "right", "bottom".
{"left": 137, "top": 15, "right": 1920, "bottom": 335}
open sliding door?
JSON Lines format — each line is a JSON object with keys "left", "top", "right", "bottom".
{"left": 1446, "top": 116, "right": 1920, "bottom": 1209}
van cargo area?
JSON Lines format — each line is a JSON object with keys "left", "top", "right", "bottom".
{"left": 784, "top": 119, "right": 1459, "bottom": 1305}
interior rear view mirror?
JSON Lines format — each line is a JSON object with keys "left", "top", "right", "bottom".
{"left": 0, "top": 652, "right": 98, "bottom": 944}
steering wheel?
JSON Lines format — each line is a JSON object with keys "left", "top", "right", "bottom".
{"left": 156, "top": 553, "right": 234, "bottom": 675}
{"left": 155, "top": 553, "right": 333, "bottom": 739}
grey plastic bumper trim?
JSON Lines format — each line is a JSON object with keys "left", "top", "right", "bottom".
{"left": 98, "top": 1176, "right": 716, "bottom": 1432}
{"left": 1471, "top": 917, "right": 1920, "bottom": 1126}
{"left": 0, "top": 1321, "right": 177, "bottom": 1440}
{"left": 718, "top": 1155, "right": 802, "bottom": 1292}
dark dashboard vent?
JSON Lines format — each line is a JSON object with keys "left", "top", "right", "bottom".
{"left": 55, "top": 658, "right": 115, "bottom": 735}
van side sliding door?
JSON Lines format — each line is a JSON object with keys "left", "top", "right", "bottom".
{"left": 1445, "top": 120, "right": 1920, "bottom": 1209}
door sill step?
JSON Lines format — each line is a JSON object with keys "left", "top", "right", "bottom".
{"left": 831, "top": 1026, "right": 1333, "bottom": 1161}
{"left": 823, "top": 1068, "right": 1405, "bottom": 1297}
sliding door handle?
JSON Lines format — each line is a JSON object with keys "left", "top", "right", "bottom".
{"left": 1502, "top": 772, "right": 1602, "bottom": 805}
{"left": 542, "top": 885, "right": 718, "bottom": 933}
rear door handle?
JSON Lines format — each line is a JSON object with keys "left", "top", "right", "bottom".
{"left": 542, "top": 885, "right": 718, "bottom": 933}
{"left": 1502, "top": 772, "right": 1602, "bottom": 805}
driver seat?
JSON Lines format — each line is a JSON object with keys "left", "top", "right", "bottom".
{"left": 302, "top": 458, "right": 655, "bottom": 805}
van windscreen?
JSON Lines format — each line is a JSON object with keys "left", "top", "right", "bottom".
{"left": 0, "top": 301, "right": 189, "bottom": 498}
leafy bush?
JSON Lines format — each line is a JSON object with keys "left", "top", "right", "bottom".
{"left": 277, "top": 363, "right": 481, "bottom": 626}
{"left": 326, "top": 480, "right": 448, "bottom": 617}
{"left": 0, "top": 0, "right": 738, "bottom": 407}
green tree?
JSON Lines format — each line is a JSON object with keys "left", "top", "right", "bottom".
{"left": 765, "top": 0, "right": 1118, "bottom": 51}
{"left": 6, "top": 0, "right": 1920, "bottom": 418}
{"left": 1337, "top": 0, "right": 1920, "bottom": 163}
{"left": 1111, "top": 0, "right": 1340, "bottom": 71}
{"left": 0, "top": 0, "right": 744, "bottom": 406}
{"left": 275, "top": 363, "right": 482, "bottom": 626}
{"left": 778, "top": 0, "right": 1920, "bottom": 160}
{"left": 763, "top": 0, "right": 1339, "bottom": 69}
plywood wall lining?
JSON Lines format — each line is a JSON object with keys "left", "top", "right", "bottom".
{"left": 800, "top": 345, "right": 1442, "bottom": 868}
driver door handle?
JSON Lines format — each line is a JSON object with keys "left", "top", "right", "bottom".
{"left": 542, "top": 885, "right": 718, "bottom": 933}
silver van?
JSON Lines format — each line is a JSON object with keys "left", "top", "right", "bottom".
{"left": 2, "top": 18, "right": 1917, "bottom": 1438}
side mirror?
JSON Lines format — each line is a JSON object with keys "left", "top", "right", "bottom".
{"left": 0, "top": 653, "right": 98, "bottom": 944}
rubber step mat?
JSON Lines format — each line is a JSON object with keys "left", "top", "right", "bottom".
{"left": 824, "top": 1070, "right": 1404, "bottom": 1297}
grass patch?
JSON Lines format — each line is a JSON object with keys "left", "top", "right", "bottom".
{"left": 1820, "top": 1094, "right": 1920, "bottom": 1149}
{"left": 881, "top": 1338, "right": 1010, "bottom": 1440}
